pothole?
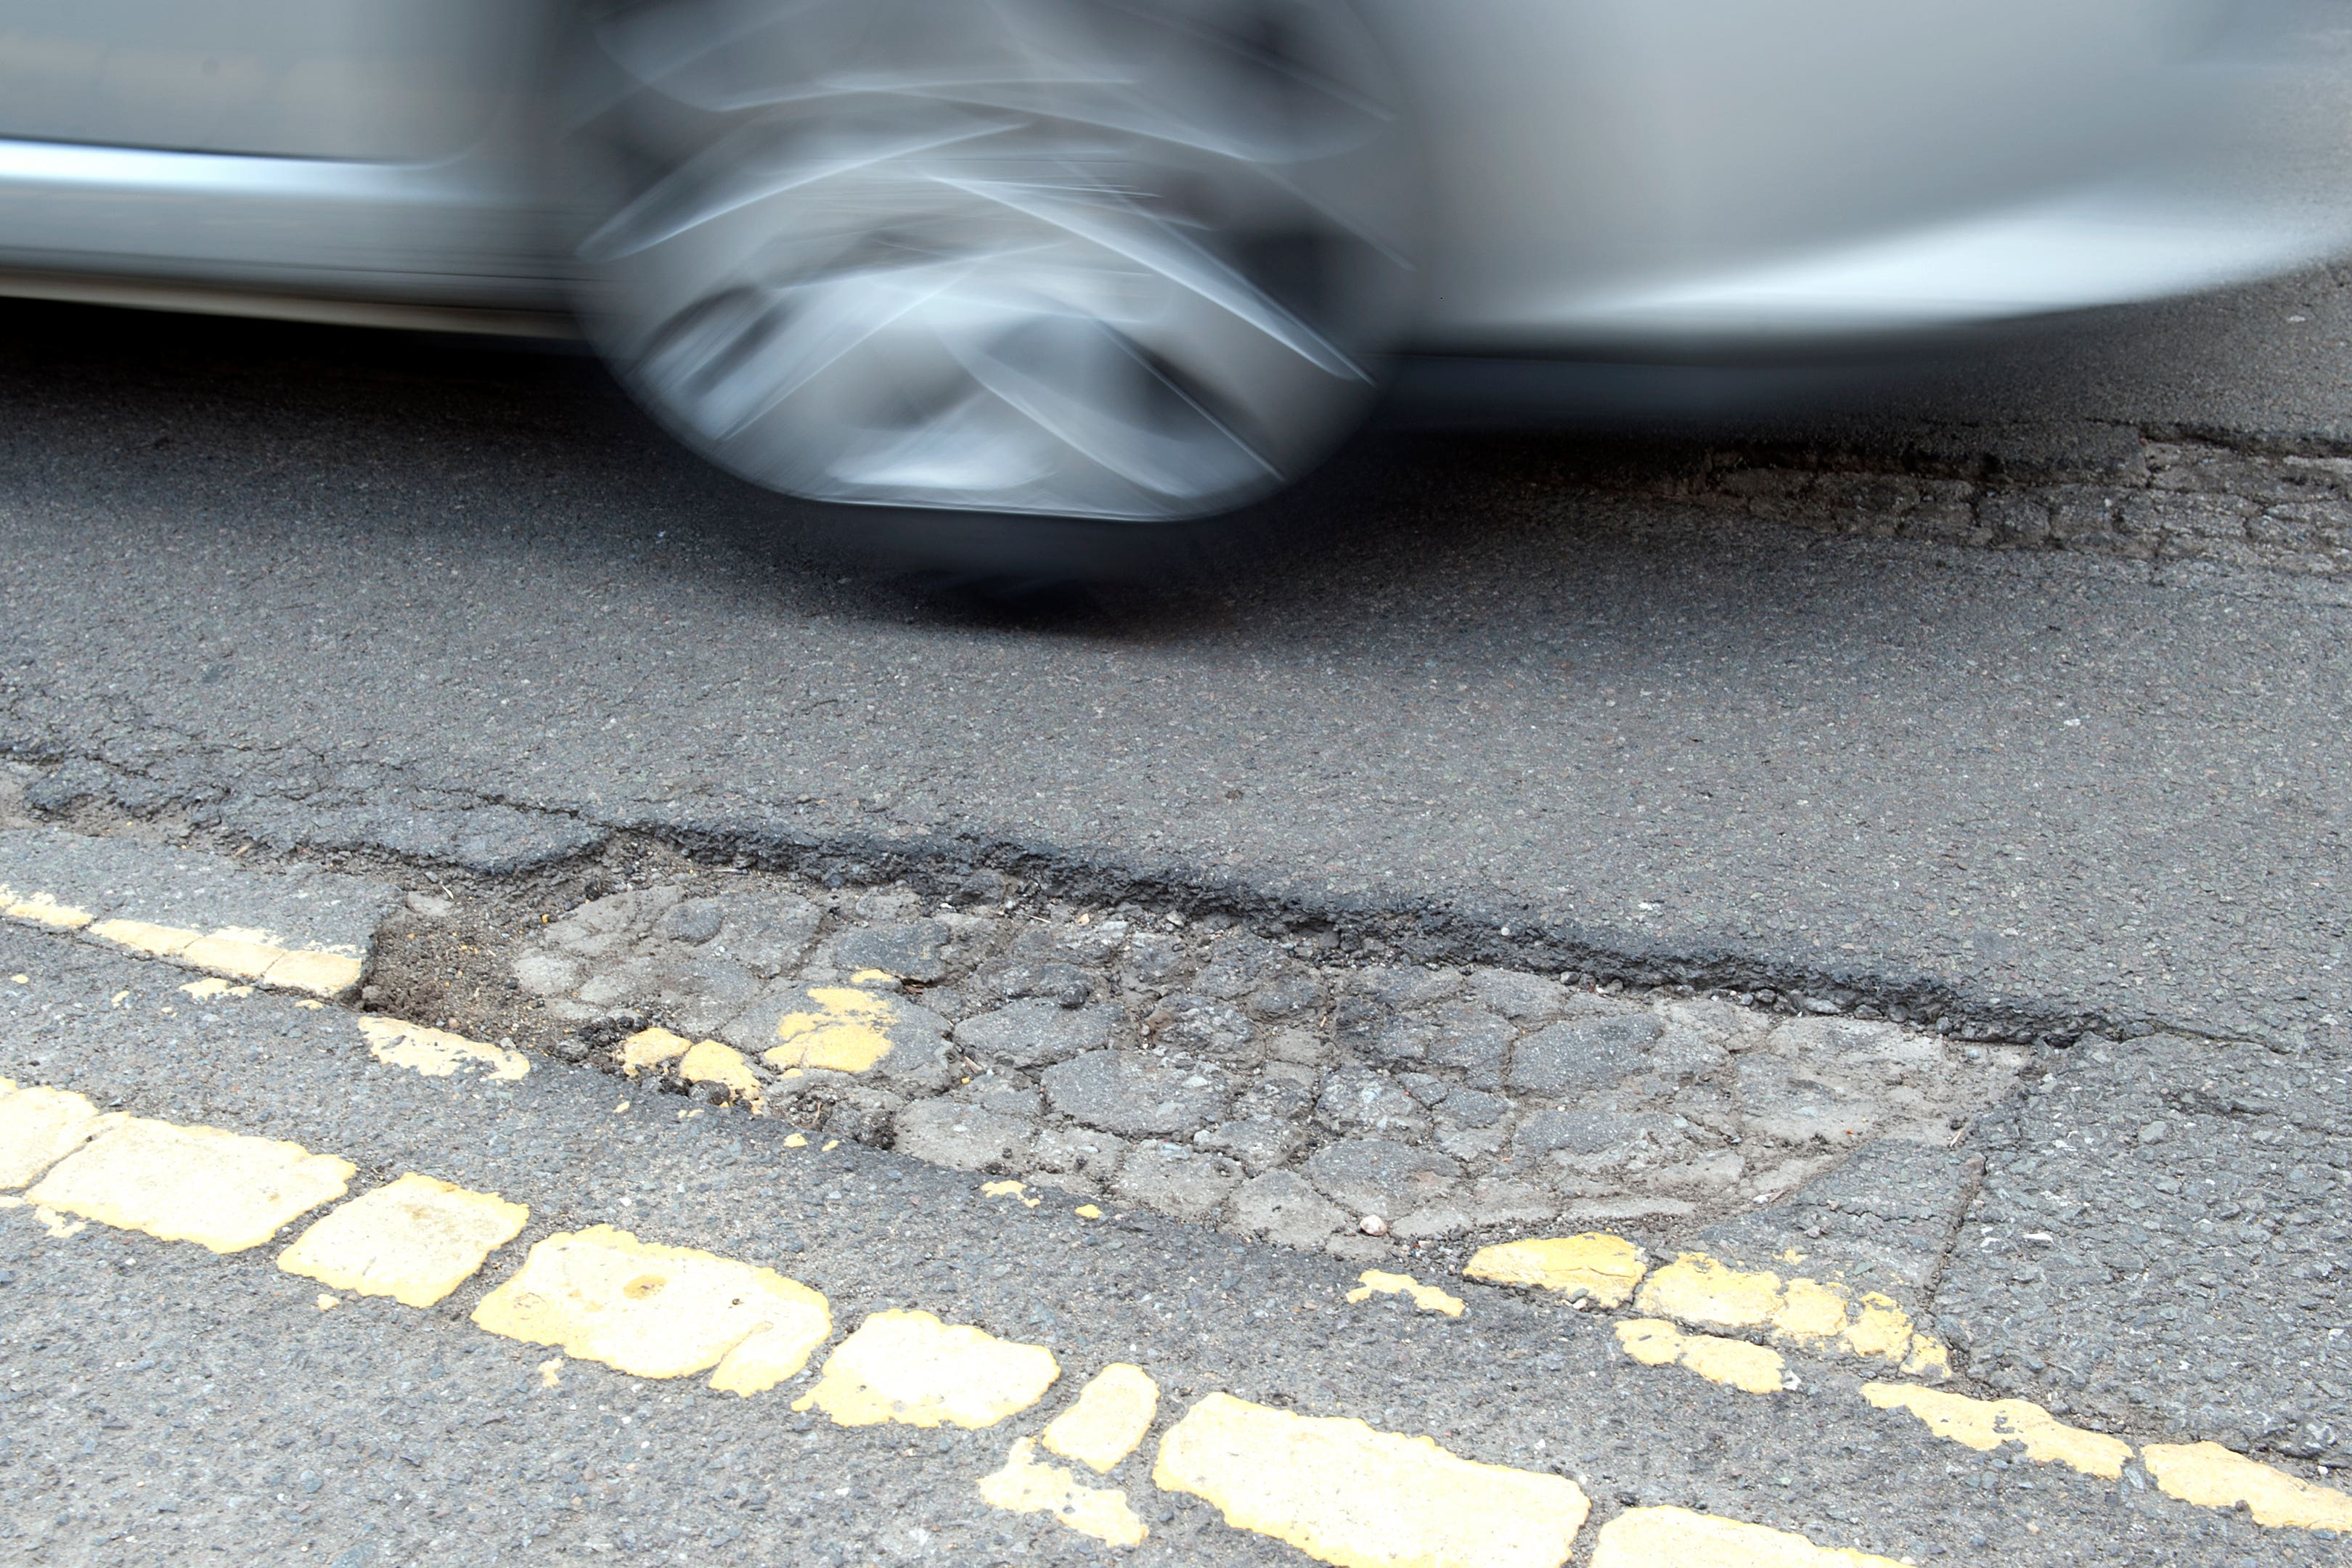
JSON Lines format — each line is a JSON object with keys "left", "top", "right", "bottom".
{"left": 360, "top": 845, "right": 2028, "bottom": 1273}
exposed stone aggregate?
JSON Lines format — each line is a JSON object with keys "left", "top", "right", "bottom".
{"left": 508, "top": 876, "right": 2028, "bottom": 1263}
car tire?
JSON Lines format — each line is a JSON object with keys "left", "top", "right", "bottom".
{"left": 552, "top": 0, "right": 1420, "bottom": 523}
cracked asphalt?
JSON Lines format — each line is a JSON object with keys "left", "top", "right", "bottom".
{"left": 0, "top": 928, "right": 2311, "bottom": 1566}
{"left": 2, "top": 261, "right": 2352, "bottom": 1564}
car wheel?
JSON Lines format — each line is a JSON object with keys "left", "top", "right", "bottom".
{"left": 554, "top": 0, "right": 1419, "bottom": 523}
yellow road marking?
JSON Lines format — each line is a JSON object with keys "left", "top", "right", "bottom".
{"left": 1862, "top": 1382, "right": 2131, "bottom": 1479}
{"left": 180, "top": 928, "right": 293, "bottom": 983}
{"left": 1042, "top": 1363, "right": 1159, "bottom": 1473}
{"left": 621, "top": 1029, "right": 765, "bottom": 1106}
{"left": 979, "top": 1437, "right": 1150, "bottom": 1546}
{"left": 0, "top": 1082, "right": 107, "bottom": 1188}
{"left": 1633, "top": 1253, "right": 1948, "bottom": 1377}
{"left": 277, "top": 1172, "right": 529, "bottom": 1309}
{"left": 765, "top": 986, "right": 900, "bottom": 1073}
{"left": 82, "top": 915, "right": 362, "bottom": 997}
{"left": 38, "top": 1204, "right": 87, "bottom": 1238}
{"left": 981, "top": 1179, "right": 1042, "bottom": 1207}
{"left": 0, "top": 889, "right": 94, "bottom": 930}
{"left": 317, "top": 1293, "right": 343, "bottom": 1311}
{"left": 1616, "top": 1318, "right": 1786, "bottom": 1395}
{"left": 783, "top": 1132, "right": 809, "bottom": 1148}
{"left": 472, "top": 1225, "right": 831, "bottom": 1396}
{"left": 179, "top": 977, "right": 253, "bottom": 1001}
{"left": 358, "top": 1017, "right": 529, "bottom": 1082}
{"left": 621, "top": 1026, "right": 692, "bottom": 1076}
{"left": 793, "top": 1308, "right": 1059, "bottom": 1429}
{"left": 2141, "top": 1441, "right": 2352, "bottom": 1530}
{"left": 678, "top": 1040, "right": 762, "bottom": 1106}
{"left": 1590, "top": 1506, "right": 1903, "bottom": 1567}
{"left": 87, "top": 917, "right": 195, "bottom": 958}
{"left": 539, "top": 1358, "right": 564, "bottom": 1389}
{"left": 25, "top": 1117, "right": 353, "bottom": 1253}
{"left": 1075, "top": 1204, "right": 1102, "bottom": 1220}
{"left": 1347, "top": 1270, "right": 1465, "bottom": 1318}
{"left": 1153, "top": 1391, "right": 1591, "bottom": 1568}
{"left": 1464, "top": 1234, "right": 1648, "bottom": 1307}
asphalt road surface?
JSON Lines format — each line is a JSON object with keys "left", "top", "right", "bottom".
{"left": 2, "top": 266, "right": 2352, "bottom": 1568}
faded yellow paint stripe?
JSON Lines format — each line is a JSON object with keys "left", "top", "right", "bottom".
{"left": 0, "top": 888, "right": 94, "bottom": 930}
{"left": 1153, "top": 1391, "right": 1591, "bottom": 1568}
{"left": 621, "top": 1026, "right": 693, "bottom": 1076}
{"left": 1042, "top": 1363, "right": 1159, "bottom": 1474}
{"left": 79, "top": 915, "right": 362, "bottom": 997}
{"left": 88, "top": 917, "right": 197, "bottom": 958}
{"left": 25, "top": 1116, "right": 354, "bottom": 1253}
{"left": 979, "top": 1437, "right": 1149, "bottom": 1546}
{"left": 277, "top": 1172, "right": 528, "bottom": 1309}
{"left": 1348, "top": 1270, "right": 1466, "bottom": 1318}
{"left": 765, "top": 986, "right": 900, "bottom": 1073}
{"left": 1862, "top": 1383, "right": 2131, "bottom": 1479}
{"left": 677, "top": 1040, "right": 762, "bottom": 1106}
{"left": 619, "top": 1029, "right": 762, "bottom": 1107}
{"left": 1591, "top": 1506, "right": 1906, "bottom": 1567}
{"left": 2141, "top": 1441, "right": 2352, "bottom": 1530}
{"left": 795, "top": 1309, "right": 1059, "bottom": 1429}
{"left": 472, "top": 1225, "right": 830, "bottom": 1395}
{"left": 1617, "top": 1318, "right": 1785, "bottom": 1395}
{"left": 358, "top": 1017, "right": 529, "bottom": 1082}
{"left": 1464, "top": 1235, "right": 1647, "bottom": 1307}
{"left": 1633, "top": 1253, "right": 1948, "bottom": 1377}
{"left": 0, "top": 1083, "right": 108, "bottom": 1188}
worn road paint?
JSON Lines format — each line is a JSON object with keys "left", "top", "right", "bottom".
{"left": 0, "top": 888, "right": 94, "bottom": 930}
{"left": 2141, "top": 1441, "right": 2352, "bottom": 1530}
{"left": 1042, "top": 1363, "right": 1159, "bottom": 1473}
{"left": 1153, "top": 1391, "right": 1591, "bottom": 1568}
{"left": 277, "top": 1172, "right": 529, "bottom": 1309}
{"left": 472, "top": 1225, "right": 831, "bottom": 1395}
{"left": 621, "top": 1026, "right": 693, "bottom": 1076}
{"left": 26, "top": 1116, "right": 354, "bottom": 1253}
{"left": 793, "top": 1308, "right": 1059, "bottom": 1429}
{"left": 358, "top": 1017, "right": 530, "bottom": 1082}
{"left": 1616, "top": 1319, "right": 1785, "bottom": 1395}
{"left": 981, "top": 1180, "right": 1042, "bottom": 1208}
{"left": 623, "top": 1029, "right": 764, "bottom": 1106}
{"left": 1347, "top": 1270, "right": 1466, "bottom": 1318}
{"left": 38, "top": 1204, "right": 86, "bottom": 1238}
{"left": 1075, "top": 1204, "right": 1102, "bottom": 1220}
{"left": 1589, "top": 1506, "right": 1904, "bottom": 1567}
{"left": 1861, "top": 1383, "right": 2131, "bottom": 1479}
{"left": 1634, "top": 1254, "right": 1948, "bottom": 1378}
{"left": 179, "top": 977, "right": 253, "bottom": 1001}
{"left": 1463, "top": 1235, "right": 1647, "bottom": 1307}
{"left": 979, "top": 1437, "right": 1150, "bottom": 1547}
{"left": 764, "top": 986, "right": 899, "bottom": 1073}
{"left": 83, "top": 915, "right": 363, "bottom": 997}
{"left": 0, "top": 1082, "right": 107, "bottom": 1187}
{"left": 677, "top": 1040, "right": 762, "bottom": 1106}
{"left": 1635, "top": 1253, "right": 1784, "bottom": 1329}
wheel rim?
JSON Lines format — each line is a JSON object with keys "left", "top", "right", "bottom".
{"left": 560, "top": 0, "right": 1418, "bottom": 520}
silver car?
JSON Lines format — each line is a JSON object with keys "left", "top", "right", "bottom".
{"left": 1, "top": 0, "right": 2344, "bottom": 523}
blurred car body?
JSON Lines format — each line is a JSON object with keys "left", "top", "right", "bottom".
{"left": 0, "top": 0, "right": 2344, "bottom": 522}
